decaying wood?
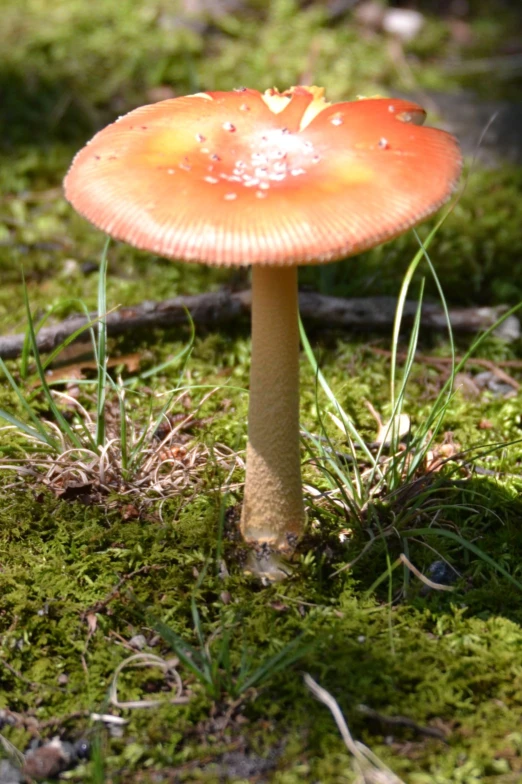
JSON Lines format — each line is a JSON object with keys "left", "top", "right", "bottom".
{"left": 0, "top": 290, "right": 518, "bottom": 359}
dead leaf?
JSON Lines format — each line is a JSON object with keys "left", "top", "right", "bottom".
{"left": 375, "top": 414, "right": 411, "bottom": 446}
{"left": 86, "top": 613, "right": 97, "bottom": 635}
{"left": 425, "top": 432, "right": 461, "bottom": 472}
{"left": 40, "top": 352, "right": 142, "bottom": 385}
{"left": 121, "top": 504, "right": 140, "bottom": 521}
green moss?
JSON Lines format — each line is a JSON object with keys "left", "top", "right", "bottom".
{"left": 3, "top": 470, "right": 522, "bottom": 781}
{"left": 1, "top": 324, "right": 522, "bottom": 779}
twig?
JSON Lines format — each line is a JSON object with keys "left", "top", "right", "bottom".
{"left": 38, "top": 711, "right": 91, "bottom": 730}
{"left": 0, "top": 291, "right": 517, "bottom": 359}
{"left": 357, "top": 704, "right": 448, "bottom": 742}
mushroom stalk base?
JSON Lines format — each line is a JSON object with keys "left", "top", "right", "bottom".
{"left": 240, "top": 266, "right": 305, "bottom": 577}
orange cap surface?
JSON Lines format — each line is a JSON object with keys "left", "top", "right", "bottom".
{"left": 64, "top": 86, "right": 462, "bottom": 266}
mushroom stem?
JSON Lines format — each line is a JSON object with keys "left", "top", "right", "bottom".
{"left": 240, "top": 265, "right": 305, "bottom": 570}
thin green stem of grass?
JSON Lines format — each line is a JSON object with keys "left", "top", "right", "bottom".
{"left": 299, "top": 317, "right": 381, "bottom": 471}
{"left": 0, "top": 358, "right": 60, "bottom": 448}
{"left": 95, "top": 238, "right": 110, "bottom": 448}
{"left": 21, "top": 272, "right": 91, "bottom": 451}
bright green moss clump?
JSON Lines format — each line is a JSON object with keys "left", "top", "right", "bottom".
{"left": 2, "top": 472, "right": 522, "bottom": 782}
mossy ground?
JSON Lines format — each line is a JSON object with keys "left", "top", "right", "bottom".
{"left": 2, "top": 2, "right": 522, "bottom": 782}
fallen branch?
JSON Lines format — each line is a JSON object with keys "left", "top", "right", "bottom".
{"left": 0, "top": 290, "right": 518, "bottom": 359}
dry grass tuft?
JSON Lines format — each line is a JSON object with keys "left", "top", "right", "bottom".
{"left": 0, "top": 386, "right": 242, "bottom": 514}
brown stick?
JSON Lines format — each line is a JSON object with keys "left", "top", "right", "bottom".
{"left": 0, "top": 290, "right": 518, "bottom": 359}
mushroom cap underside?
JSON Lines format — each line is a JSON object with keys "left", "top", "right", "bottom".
{"left": 64, "top": 87, "right": 462, "bottom": 266}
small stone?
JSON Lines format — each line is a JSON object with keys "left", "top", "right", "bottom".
{"left": 453, "top": 372, "right": 480, "bottom": 399}
{"left": 61, "top": 259, "right": 80, "bottom": 277}
{"left": 23, "top": 739, "right": 74, "bottom": 780}
{"left": 218, "top": 560, "right": 230, "bottom": 579}
{"left": 382, "top": 8, "right": 424, "bottom": 41}
{"left": 427, "top": 560, "right": 458, "bottom": 585}
{"left": 129, "top": 634, "right": 147, "bottom": 650}
{"left": 354, "top": 0, "right": 384, "bottom": 29}
{"left": 375, "top": 414, "right": 410, "bottom": 446}
{"left": 474, "top": 371, "right": 517, "bottom": 398}
{"left": 420, "top": 560, "right": 459, "bottom": 596}
{"left": 0, "top": 759, "right": 23, "bottom": 784}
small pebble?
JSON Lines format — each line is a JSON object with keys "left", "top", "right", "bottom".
{"left": 61, "top": 259, "right": 80, "bottom": 277}
{"left": 382, "top": 8, "right": 424, "bottom": 40}
{"left": 23, "top": 739, "right": 74, "bottom": 781}
{"left": 80, "top": 261, "right": 99, "bottom": 275}
{"left": 474, "top": 371, "right": 517, "bottom": 398}
{"left": 0, "top": 759, "right": 23, "bottom": 784}
{"left": 420, "top": 560, "right": 458, "bottom": 596}
{"left": 129, "top": 634, "right": 147, "bottom": 650}
{"left": 427, "top": 560, "right": 458, "bottom": 586}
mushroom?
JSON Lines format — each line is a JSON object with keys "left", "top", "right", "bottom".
{"left": 64, "top": 86, "right": 461, "bottom": 579}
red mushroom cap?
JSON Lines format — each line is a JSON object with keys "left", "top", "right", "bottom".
{"left": 64, "top": 86, "right": 462, "bottom": 266}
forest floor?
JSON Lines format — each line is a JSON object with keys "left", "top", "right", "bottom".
{"left": 1, "top": 2, "right": 522, "bottom": 782}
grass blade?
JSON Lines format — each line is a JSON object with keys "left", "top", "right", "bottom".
{"left": 0, "top": 358, "right": 59, "bottom": 448}
{"left": 237, "top": 636, "right": 312, "bottom": 693}
{"left": 299, "top": 316, "right": 379, "bottom": 469}
{"left": 149, "top": 617, "right": 207, "bottom": 684}
{"left": 95, "top": 239, "right": 110, "bottom": 447}
{"left": 22, "top": 274, "right": 89, "bottom": 450}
